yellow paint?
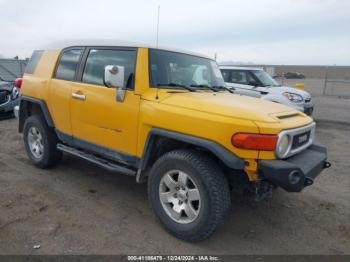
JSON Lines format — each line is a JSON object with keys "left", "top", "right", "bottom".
{"left": 294, "top": 83, "right": 305, "bottom": 90}
{"left": 21, "top": 47, "right": 313, "bottom": 182}
{"left": 244, "top": 159, "right": 259, "bottom": 181}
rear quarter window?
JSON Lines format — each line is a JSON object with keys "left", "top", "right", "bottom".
{"left": 25, "top": 50, "right": 44, "bottom": 74}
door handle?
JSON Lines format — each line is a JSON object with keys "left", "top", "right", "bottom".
{"left": 71, "top": 93, "right": 86, "bottom": 101}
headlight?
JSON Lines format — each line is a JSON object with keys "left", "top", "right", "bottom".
{"left": 11, "top": 87, "right": 19, "bottom": 100}
{"left": 276, "top": 134, "right": 290, "bottom": 158}
{"left": 283, "top": 92, "right": 303, "bottom": 103}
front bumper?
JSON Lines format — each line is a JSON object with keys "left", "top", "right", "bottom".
{"left": 14, "top": 105, "right": 19, "bottom": 118}
{"left": 259, "top": 144, "right": 330, "bottom": 192}
{"left": 288, "top": 104, "right": 313, "bottom": 116}
{"left": 303, "top": 105, "right": 314, "bottom": 116}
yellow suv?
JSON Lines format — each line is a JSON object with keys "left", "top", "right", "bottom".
{"left": 18, "top": 40, "right": 330, "bottom": 241}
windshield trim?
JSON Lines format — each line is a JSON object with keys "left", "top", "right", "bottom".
{"left": 148, "top": 48, "right": 221, "bottom": 90}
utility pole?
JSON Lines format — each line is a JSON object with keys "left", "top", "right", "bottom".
{"left": 156, "top": 5, "right": 160, "bottom": 47}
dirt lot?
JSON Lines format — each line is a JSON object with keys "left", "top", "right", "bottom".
{"left": 0, "top": 118, "right": 349, "bottom": 255}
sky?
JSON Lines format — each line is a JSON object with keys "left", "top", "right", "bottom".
{"left": 0, "top": 0, "right": 349, "bottom": 65}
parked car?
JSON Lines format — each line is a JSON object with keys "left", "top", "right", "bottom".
{"left": 284, "top": 72, "right": 305, "bottom": 79}
{"left": 0, "top": 76, "right": 21, "bottom": 118}
{"left": 220, "top": 66, "right": 313, "bottom": 115}
{"left": 17, "top": 41, "right": 329, "bottom": 241}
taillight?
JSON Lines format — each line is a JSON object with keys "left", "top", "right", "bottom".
{"left": 232, "top": 133, "right": 278, "bottom": 151}
{"left": 14, "top": 78, "right": 22, "bottom": 89}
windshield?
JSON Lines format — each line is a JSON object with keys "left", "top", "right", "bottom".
{"left": 149, "top": 49, "right": 225, "bottom": 90}
{"left": 251, "top": 70, "right": 280, "bottom": 87}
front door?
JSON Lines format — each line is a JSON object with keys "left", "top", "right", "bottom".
{"left": 70, "top": 48, "right": 140, "bottom": 159}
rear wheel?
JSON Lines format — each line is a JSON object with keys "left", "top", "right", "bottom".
{"left": 23, "top": 115, "right": 62, "bottom": 168}
{"left": 148, "top": 149, "right": 231, "bottom": 241}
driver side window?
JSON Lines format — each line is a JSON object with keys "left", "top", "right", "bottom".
{"left": 230, "top": 70, "right": 248, "bottom": 84}
{"left": 82, "top": 49, "right": 136, "bottom": 89}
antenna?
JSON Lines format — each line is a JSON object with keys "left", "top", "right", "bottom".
{"left": 155, "top": 5, "right": 160, "bottom": 100}
{"left": 156, "top": 5, "right": 160, "bottom": 47}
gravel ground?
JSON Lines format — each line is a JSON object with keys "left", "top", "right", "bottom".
{"left": 0, "top": 118, "right": 349, "bottom": 255}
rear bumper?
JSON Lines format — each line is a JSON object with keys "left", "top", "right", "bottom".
{"left": 259, "top": 144, "right": 330, "bottom": 192}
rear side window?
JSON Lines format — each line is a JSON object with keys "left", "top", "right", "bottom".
{"left": 25, "top": 50, "right": 44, "bottom": 74}
{"left": 82, "top": 49, "right": 136, "bottom": 89}
{"left": 55, "top": 49, "right": 83, "bottom": 81}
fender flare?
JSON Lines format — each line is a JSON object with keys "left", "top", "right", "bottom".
{"left": 136, "top": 128, "right": 245, "bottom": 182}
{"left": 18, "top": 96, "right": 54, "bottom": 133}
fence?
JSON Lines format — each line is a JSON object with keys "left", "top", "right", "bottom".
{"left": 0, "top": 59, "right": 27, "bottom": 81}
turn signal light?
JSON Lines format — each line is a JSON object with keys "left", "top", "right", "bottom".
{"left": 232, "top": 133, "right": 278, "bottom": 151}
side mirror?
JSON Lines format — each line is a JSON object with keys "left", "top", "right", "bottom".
{"left": 104, "top": 65, "right": 126, "bottom": 102}
{"left": 248, "top": 80, "right": 259, "bottom": 87}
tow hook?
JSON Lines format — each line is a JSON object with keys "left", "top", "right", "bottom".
{"left": 304, "top": 177, "right": 314, "bottom": 187}
{"left": 324, "top": 161, "right": 331, "bottom": 169}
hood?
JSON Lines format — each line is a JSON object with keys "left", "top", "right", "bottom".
{"left": 160, "top": 91, "right": 299, "bottom": 123}
{"left": 263, "top": 85, "right": 311, "bottom": 98}
{"left": 0, "top": 81, "right": 14, "bottom": 92}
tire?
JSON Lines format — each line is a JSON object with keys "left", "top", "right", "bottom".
{"left": 23, "top": 115, "right": 62, "bottom": 168}
{"left": 148, "top": 149, "right": 231, "bottom": 241}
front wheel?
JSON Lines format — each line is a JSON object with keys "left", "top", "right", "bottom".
{"left": 148, "top": 149, "right": 231, "bottom": 241}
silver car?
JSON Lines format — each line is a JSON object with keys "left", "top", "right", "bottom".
{"left": 220, "top": 66, "right": 314, "bottom": 116}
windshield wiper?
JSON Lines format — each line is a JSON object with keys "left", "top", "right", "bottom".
{"left": 190, "top": 84, "right": 218, "bottom": 92}
{"left": 212, "top": 85, "right": 235, "bottom": 93}
{"left": 157, "top": 83, "right": 196, "bottom": 92}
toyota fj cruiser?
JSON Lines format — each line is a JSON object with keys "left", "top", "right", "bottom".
{"left": 18, "top": 40, "right": 330, "bottom": 241}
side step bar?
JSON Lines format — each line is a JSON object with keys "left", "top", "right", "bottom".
{"left": 57, "top": 144, "right": 136, "bottom": 176}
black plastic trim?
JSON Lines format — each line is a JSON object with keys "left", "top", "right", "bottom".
{"left": 259, "top": 144, "right": 328, "bottom": 192}
{"left": 55, "top": 130, "right": 139, "bottom": 169}
{"left": 137, "top": 128, "right": 245, "bottom": 181}
{"left": 19, "top": 96, "right": 54, "bottom": 133}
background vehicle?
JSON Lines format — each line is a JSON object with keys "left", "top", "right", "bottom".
{"left": 0, "top": 76, "right": 20, "bottom": 118}
{"left": 220, "top": 66, "right": 314, "bottom": 115}
{"left": 17, "top": 41, "right": 329, "bottom": 241}
{"left": 284, "top": 72, "right": 305, "bottom": 79}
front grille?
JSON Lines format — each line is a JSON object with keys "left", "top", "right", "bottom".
{"left": 305, "top": 98, "right": 311, "bottom": 103}
{"left": 277, "top": 122, "right": 315, "bottom": 159}
{"left": 0, "top": 91, "right": 10, "bottom": 105}
{"left": 291, "top": 131, "right": 311, "bottom": 149}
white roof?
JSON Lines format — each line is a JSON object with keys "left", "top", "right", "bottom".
{"left": 42, "top": 39, "right": 213, "bottom": 60}
{"left": 219, "top": 65, "right": 263, "bottom": 71}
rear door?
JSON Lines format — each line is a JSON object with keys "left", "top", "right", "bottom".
{"left": 70, "top": 47, "right": 140, "bottom": 158}
{"left": 49, "top": 48, "right": 84, "bottom": 136}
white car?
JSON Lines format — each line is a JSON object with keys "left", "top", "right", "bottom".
{"left": 220, "top": 66, "right": 314, "bottom": 115}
